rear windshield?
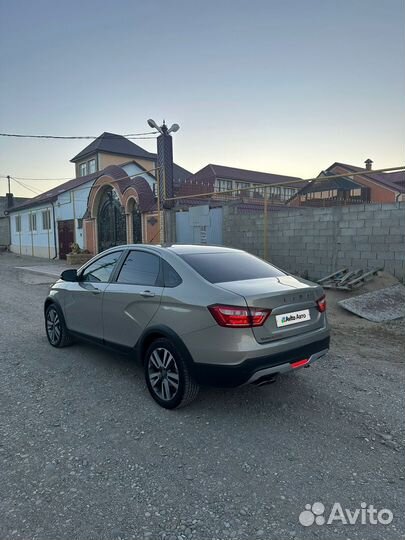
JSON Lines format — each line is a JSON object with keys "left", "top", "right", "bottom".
{"left": 179, "top": 252, "right": 285, "bottom": 283}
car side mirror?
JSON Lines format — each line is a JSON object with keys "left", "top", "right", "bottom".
{"left": 61, "top": 269, "right": 78, "bottom": 282}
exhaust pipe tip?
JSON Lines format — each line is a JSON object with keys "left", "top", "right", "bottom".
{"left": 252, "top": 373, "right": 279, "bottom": 386}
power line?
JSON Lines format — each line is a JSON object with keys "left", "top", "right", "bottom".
{"left": 5, "top": 167, "right": 162, "bottom": 201}
{"left": 12, "top": 177, "right": 42, "bottom": 195}
{"left": 1, "top": 174, "right": 72, "bottom": 181}
{"left": 1, "top": 166, "right": 160, "bottom": 197}
{"left": 0, "top": 131, "right": 158, "bottom": 140}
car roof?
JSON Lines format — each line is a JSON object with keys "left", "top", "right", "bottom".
{"left": 165, "top": 244, "right": 240, "bottom": 255}
{"left": 96, "top": 244, "right": 242, "bottom": 257}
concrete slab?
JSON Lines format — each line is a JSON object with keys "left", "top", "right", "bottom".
{"left": 338, "top": 284, "right": 405, "bottom": 322}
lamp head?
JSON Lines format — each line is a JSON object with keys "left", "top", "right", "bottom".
{"left": 147, "top": 118, "right": 161, "bottom": 132}
{"left": 168, "top": 123, "right": 180, "bottom": 134}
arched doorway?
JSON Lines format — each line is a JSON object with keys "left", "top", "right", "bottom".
{"left": 85, "top": 168, "right": 155, "bottom": 254}
{"left": 97, "top": 186, "right": 127, "bottom": 252}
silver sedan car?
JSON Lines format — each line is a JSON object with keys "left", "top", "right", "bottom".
{"left": 44, "top": 245, "right": 330, "bottom": 409}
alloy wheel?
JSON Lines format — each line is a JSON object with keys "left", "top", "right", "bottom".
{"left": 46, "top": 307, "right": 61, "bottom": 345}
{"left": 147, "top": 347, "right": 180, "bottom": 401}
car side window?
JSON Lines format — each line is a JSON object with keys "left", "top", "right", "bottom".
{"left": 81, "top": 251, "right": 123, "bottom": 283}
{"left": 162, "top": 260, "right": 182, "bottom": 287}
{"left": 116, "top": 250, "right": 161, "bottom": 286}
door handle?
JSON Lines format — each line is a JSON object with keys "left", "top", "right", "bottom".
{"left": 140, "top": 290, "right": 155, "bottom": 298}
{"left": 91, "top": 288, "right": 102, "bottom": 295}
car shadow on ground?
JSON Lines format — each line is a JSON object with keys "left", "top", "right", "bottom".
{"left": 50, "top": 337, "right": 323, "bottom": 418}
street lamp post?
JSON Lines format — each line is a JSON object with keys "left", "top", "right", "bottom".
{"left": 147, "top": 119, "right": 180, "bottom": 244}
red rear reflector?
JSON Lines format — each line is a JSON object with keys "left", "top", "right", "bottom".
{"left": 208, "top": 305, "right": 271, "bottom": 328}
{"left": 291, "top": 358, "right": 309, "bottom": 369}
{"left": 316, "top": 295, "right": 327, "bottom": 313}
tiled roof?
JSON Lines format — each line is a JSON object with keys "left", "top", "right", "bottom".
{"left": 70, "top": 132, "right": 193, "bottom": 182}
{"left": 302, "top": 171, "right": 362, "bottom": 193}
{"left": 172, "top": 163, "right": 193, "bottom": 183}
{"left": 7, "top": 164, "right": 156, "bottom": 213}
{"left": 384, "top": 171, "right": 405, "bottom": 187}
{"left": 115, "top": 176, "right": 155, "bottom": 213}
{"left": 327, "top": 162, "right": 405, "bottom": 193}
{"left": 187, "top": 164, "right": 302, "bottom": 187}
{"left": 174, "top": 164, "right": 304, "bottom": 205}
{"left": 9, "top": 153, "right": 191, "bottom": 213}
{"left": 70, "top": 132, "right": 155, "bottom": 162}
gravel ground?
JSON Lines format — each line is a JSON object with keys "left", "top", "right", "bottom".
{"left": 0, "top": 252, "right": 404, "bottom": 540}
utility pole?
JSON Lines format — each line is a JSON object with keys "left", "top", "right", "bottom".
{"left": 147, "top": 119, "right": 180, "bottom": 244}
{"left": 6, "top": 175, "right": 14, "bottom": 209}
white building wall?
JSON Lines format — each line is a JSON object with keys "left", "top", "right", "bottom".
{"left": 9, "top": 180, "right": 94, "bottom": 258}
{"left": 54, "top": 181, "right": 93, "bottom": 250}
{"left": 8, "top": 166, "right": 150, "bottom": 259}
{"left": 10, "top": 203, "right": 57, "bottom": 258}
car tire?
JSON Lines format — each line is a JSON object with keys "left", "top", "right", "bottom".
{"left": 144, "top": 338, "right": 199, "bottom": 409}
{"left": 45, "top": 303, "right": 73, "bottom": 348}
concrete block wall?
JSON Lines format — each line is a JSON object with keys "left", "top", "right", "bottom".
{"left": 223, "top": 203, "right": 405, "bottom": 281}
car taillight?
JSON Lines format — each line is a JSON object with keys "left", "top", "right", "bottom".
{"left": 208, "top": 305, "right": 271, "bottom": 328}
{"left": 291, "top": 358, "right": 310, "bottom": 369}
{"left": 316, "top": 295, "right": 326, "bottom": 313}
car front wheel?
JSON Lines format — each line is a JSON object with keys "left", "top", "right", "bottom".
{"left": 45, "top": 303, "right": 73, "bottom": 348}
{"left": 144, "top": 338, "right": 199, "bottom": 409}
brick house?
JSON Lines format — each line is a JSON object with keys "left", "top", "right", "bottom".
{"left": 296, "top": 160, "right": 405, "bottom": 206}
{"left": 176, "top": 164, "right": 301, "bottom": 205}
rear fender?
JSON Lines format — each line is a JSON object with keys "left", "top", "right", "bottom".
{"left": 136, "top": 325, "right": 195, "bottom": 370}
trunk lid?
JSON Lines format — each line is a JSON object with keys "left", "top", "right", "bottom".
{"left": 216, "top": 275, "right": 325, "bottom": 343}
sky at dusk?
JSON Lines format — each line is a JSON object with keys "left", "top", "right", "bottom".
{"left": 0, "top": 0, "right": 404, "bottom": 197}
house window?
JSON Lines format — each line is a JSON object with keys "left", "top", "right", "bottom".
{"left": 88, "top": 159, "right": 96, "bottom": 174}
{"left": 15, "top": 215, "right": 21, "bottom": 232}
{"left": 283, "top": 188, "right": 296, "bottom": 199}
{"left": 350, "top": 188, "right": 362, "bottom": 197}
{"left": 269, "top": 186, "right": 281, "bottom": 199}
{"left": 29, "top": 213, "right": 37, "bottom": 232}
{"left": 253, "top": 187, "right": 265, "bottom": 198}
{"left": 79, "top": 162, "right": 87, "bottom": 177}
{"left": 42, "top": 210, "right": 51, "bottom": 230}
{"left": 235, "top": 182, "right": 250, "bottom": 195}
{"left": 77, "top": 218, "right": 83, "bottom": 229}
{"left": 216, "top": 179, "right": 233, "bottom": 192}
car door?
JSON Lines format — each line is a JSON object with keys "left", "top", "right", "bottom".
{"left": 102, "top": 249, "right": 163, "bottom": 348}
{"left": 63, "top": 250, "right": 124, "bottom": 339}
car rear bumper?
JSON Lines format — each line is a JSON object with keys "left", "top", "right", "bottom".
{"left": 190, "top": 336, "right": 330, "bottom": 387}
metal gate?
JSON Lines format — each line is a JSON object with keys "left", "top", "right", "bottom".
{"left": 97, "top": 187, "right": 127, "bottom": 252}
{"left": 57, "top": 220, "right": 75, "bottom": 259}
{"left": 175, "top": 205, "right": 223, "bottom": 245}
